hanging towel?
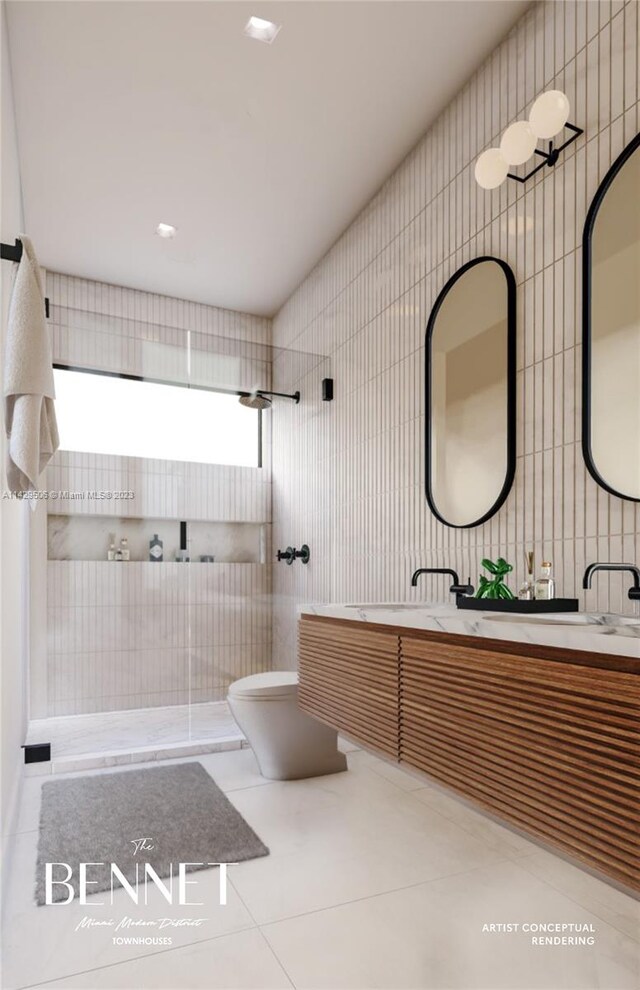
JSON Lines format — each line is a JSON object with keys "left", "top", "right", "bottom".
{"left": 3, "top": 235, "right": 59, "bottom": 493}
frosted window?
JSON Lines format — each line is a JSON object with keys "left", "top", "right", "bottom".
{"left": 53, "top": 369, "right": 260, "bottom": 467}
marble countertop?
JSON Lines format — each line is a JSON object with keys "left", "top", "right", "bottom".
{"left": 299, "top": 602, "right": 640, "bottom": 660}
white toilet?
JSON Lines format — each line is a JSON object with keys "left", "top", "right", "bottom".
{"left": 227, "top": 671, "right": 347, "bottom": 780}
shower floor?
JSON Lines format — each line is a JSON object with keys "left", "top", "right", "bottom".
{"left": 24, "top": 701, "right": 245, "bottom": 775}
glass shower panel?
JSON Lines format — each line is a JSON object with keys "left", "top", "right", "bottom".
{"left": 42, "top": 302, "right": 196, "bottom": 747}
{"left": 270, "top": 344, "right": 332, "bottom": 673}
{"left": 185, "top": 328, "right": 272, "bottom": 744}
{"left": 38, "top": 295, "right": 328, "bottom": 761}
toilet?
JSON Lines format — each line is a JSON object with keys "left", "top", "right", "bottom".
{"left": 227, "top": 671, "right": 347, "bottom": 780}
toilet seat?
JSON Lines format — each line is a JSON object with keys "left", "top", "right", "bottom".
{"left": 227, "top": 671, "right": 298, "bottom": 700}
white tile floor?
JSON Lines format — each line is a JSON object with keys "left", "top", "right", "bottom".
{"left": 2, "top": 745, "right": 638, "bottom": 990}
{"left": 25, "top": 702, "right": 245, "bottom": 774}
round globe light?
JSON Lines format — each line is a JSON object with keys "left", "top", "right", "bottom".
{"left": 500, "top": 121, "right": 537, "bottom": 165}
{"left": 474, "top": 148, "right": 509, "bottom": 189}
{"left": 529, "top": 90, "right": 570, "bottom": 139}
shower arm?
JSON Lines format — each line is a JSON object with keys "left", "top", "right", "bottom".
{"left": 241, "top": 389, "right": 300, "bottom": 404}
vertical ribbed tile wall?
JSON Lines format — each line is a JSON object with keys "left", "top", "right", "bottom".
{"left": 46, "top": 453, "right": 271, "bottom": 524}
{"left": 271, "top": 348, "right": 332, "bottom": 668}
{"left": 47, "top": 272, "right": 271, "bottom": 344}
{"left": 46, "top": 562, "right": 271, "bottom": 716}
{"left": 42, "top": 273, "right": 273, "bottom": 716}
{"left": 272, "top": 1, "right": 640, "bottom": 665}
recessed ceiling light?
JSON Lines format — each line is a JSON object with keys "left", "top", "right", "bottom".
{"left": 156, "top": 222, "right": 177, "bottom": 238}
{"left": 244, "top": 16, "right": 281, "bottom": 44}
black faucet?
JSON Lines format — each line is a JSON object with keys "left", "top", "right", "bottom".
{"left": 411, "top": 567, "right": 474, "bottom": 597}
{"left": 582, "top": 563, "right": 640, "bottom": 600}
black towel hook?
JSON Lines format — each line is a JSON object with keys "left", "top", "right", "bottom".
{"left": 1, "top": 237, "right": 50, "bottom": 317}
{"left": 0, "top": 238, "right": 23, "bottom": 263}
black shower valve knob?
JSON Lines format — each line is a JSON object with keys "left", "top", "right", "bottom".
{"left": 276, "top": 545, "right": 310, "bottom": 565}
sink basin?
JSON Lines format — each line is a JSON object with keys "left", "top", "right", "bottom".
{"left": 345, "top": 603, "right": 438, "bottom": 611}
{"left": 482, "top": 613, "right": 640, "bottom": 629}
{"left": 341, "top": 606, "right": 640, "bottom": 631}
{"left": 483, "top": 613, "right": 591, "bottom": 625}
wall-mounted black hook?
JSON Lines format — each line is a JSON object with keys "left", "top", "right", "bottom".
{"left": 1, "top": 237, "right": 50, "bottom": 316}
{"left": 294, "top": 545, "right": 311, "bottom": 565}
{"left": 0, "top": 238, "right": 23, "bottom": 263}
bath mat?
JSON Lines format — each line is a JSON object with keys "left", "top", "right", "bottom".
{"left": 35, "top": 762, "right": 268, "bottom": 905}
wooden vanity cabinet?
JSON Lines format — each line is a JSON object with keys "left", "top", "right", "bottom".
{"left": 298, "top": 617, "right": 399, "bottom": 757}
{"left": 400, "top": 634, "right": 639, "bottom": 892}
{"left": 298, "top": 615, "right": 640, "bottom": 893}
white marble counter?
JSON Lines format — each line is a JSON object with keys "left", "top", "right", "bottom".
{"left": 299, "top": 602, "right": 640, "bottom": 660}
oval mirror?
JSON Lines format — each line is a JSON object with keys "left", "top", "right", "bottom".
{"left": 583, "top": 132, "right": 640, "bottom": 502}
{"left": 425, "top": 257, "right": 516, "bottom": 528}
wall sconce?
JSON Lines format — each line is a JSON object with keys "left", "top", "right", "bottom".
{"left": 475, "top": 90, "right": 583, "bottom": 189}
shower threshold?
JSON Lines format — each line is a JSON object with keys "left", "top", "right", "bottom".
{"left": 24, "top": 701, "right": 246, "bottom": 775}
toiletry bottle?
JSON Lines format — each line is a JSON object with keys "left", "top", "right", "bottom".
{"left": 120, "top": 537, "right": 130, "bottom": 562}
{"left": 176, "top": 521, "right": 190, "bottom": 562}
{"left": 149, "top": 534, "right": 163, "bottom": 562}
{"left": 518, "top": 580, "right": 533, "bottom": 601}
{"left": 107, "top": 534, "right": 116, "bottom": 562}
{"left": 518, "top": 550, "right": 534, "bottom": 600}
{"left": 535, "top": 561, "right": 555, "bottom": 600}
{"left": 114, "top": 542, "right": 123, "bottom": 561}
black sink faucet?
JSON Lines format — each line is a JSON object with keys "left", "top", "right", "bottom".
{"left": 411, "top": 567, "right": 474, "bottom": 597}
{"left": 582, "top": 563, "right": 640, "bottom": 600}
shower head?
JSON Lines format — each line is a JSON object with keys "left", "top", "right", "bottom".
{"left": 238, "top": 389, "right": 300, "bottom": 409}
{"left": 239, "top": 391, "right": 272, "bottom": 410}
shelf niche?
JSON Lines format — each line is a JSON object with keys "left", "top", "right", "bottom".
{"left": 47, "top": 515, "right": 269, "bottom": 564}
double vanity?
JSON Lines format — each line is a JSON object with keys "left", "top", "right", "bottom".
{"left": 293, "top": 131, "right": 640, "bottom": 896}
{"left": 297, "top": 604, "right": 639, "bottom": 895}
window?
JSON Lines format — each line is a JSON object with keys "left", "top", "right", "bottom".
{"left": 53, "top": 368, "right": 261, "bottom": 467}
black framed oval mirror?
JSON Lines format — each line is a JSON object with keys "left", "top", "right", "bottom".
{"left": 582, "top": 131, "right": 640, "bottom": 503}
{"left": 425, "top": 256, "right": 516, "bottom": 528}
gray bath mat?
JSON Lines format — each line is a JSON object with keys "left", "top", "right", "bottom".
{"left": 35, "top": 762, "right": 268, "bottom": 905}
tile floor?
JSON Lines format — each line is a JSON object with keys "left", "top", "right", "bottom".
{"left": 24, "top": 702, "right": 245, "bottom": 774}
{"left": 2, "top": 745, "right": 638, "bottom": 990}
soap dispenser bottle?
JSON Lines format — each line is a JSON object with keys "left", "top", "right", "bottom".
{"left": 535, "top": 561, "right": 555, "bottom": 600}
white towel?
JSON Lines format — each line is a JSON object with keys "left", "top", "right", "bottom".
{"left": 3, "top": 235, "right": 59, "bottom": 493}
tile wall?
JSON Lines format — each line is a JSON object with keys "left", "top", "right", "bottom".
{"left": 46, "top": 453, "right": 271, "bottom": 525}
{"left": 272, "top": 0, "right": 640, "bottom": 665}
{"left": 45, "top": 561, "right": 270, "bottom": 716}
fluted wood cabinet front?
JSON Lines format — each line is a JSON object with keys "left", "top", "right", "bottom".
{"left": 298, "top": 617, "right": 400, "bottom": 757}
{"left": 297, "top": 616, "right": 639, "bottom": 892}
{"left": 400, "top": 635, "right": 640, "bottom": 892}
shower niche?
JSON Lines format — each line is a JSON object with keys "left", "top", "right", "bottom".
{"left": 47, "top": 515, "right": 269, "bottom": 563}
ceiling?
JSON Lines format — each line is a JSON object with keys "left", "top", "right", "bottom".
{"left": 6, "top": 1, "right": 529, "bottom": 317}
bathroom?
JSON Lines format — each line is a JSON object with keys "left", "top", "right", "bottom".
{"left": 1, "top": 1, "right": 638, "bottom": 988}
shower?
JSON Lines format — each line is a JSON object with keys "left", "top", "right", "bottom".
{"left": 238, "top": 389, "right": 300, "bottom": 409}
